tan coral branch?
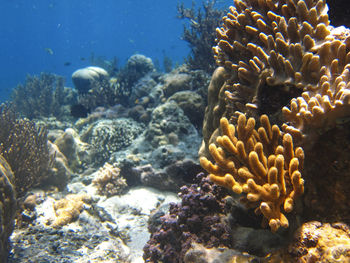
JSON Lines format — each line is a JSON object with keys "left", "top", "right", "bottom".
{"left": 200, "top": 113, "right": 304, "bottom": 232}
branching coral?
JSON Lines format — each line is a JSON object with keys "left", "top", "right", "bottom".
{"left": 207, "top": 0, "right": 350, "bottom": 144}
{"left": 200, "top": 113, "right": 304, "bottom": 232}
{"left": 177, "top": 1, "right": 227, "bottom": 73}
{"left": 11, "top": 72, "right": 76, "bottom": 119}
{"left": 0, "top": 104, "right": 50, "bottom": 196}
{"left": 92, "top": 162, "right": 128, "bottom": 197}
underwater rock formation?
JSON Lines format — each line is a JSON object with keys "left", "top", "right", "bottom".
{"left": 116, "top": 54, "right": 156, "bottom": 105}
{"left": 145, "top": 101, "right": 199, "bottom": 147}
{"left": 46, "top": 141, "right": 72, "bottom": 190}
{"left": 168, "top": 91, "right": 206, "bottom": 128}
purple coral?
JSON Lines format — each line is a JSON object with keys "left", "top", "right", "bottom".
{"left": 143, "top": 173, "right": 233, "bottom": 263}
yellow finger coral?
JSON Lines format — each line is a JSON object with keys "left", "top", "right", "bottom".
{"left": 200, "top": 114, "right": 304, "bottom": 232}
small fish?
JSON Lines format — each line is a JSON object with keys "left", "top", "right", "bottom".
{"left": 64, "top": 62, "right": 71, "bottom": 66}
{"left": 70, "top": 104, "right": 90, "bottom": 118}
{"left": 190, "top": 19, "right": 199, "bottom": 26}
{"left": 80, "top": 57, "right": 86, "bottom": 61}
{"left": 44, "top": 48, "right": 54, "bottom": 55}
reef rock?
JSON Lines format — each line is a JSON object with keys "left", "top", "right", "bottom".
{"left": 168, "top": 90, "right": 205, "bottom": 128}
{"left": 145, "top": 101, "right": 199, "bottom": 148}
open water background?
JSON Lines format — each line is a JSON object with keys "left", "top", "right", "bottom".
{"left": 0, "top": 0, "right": 230, "bottom": 102}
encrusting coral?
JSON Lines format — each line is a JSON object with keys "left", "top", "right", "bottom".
{"left": 51, "top": 194, "right": 91, "bottom": 228}
{"left": 200, "top": 113, "right": 304, "bottom": 232}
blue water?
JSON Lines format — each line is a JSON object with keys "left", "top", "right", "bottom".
{"left": 0, "top": 0, "right": 230, "bottom": 102}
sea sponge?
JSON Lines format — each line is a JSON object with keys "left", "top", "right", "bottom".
{"left": 92, "top": 162, "right": 128, "bottom": 197}
{"left": 200, "top": 114, "right": 304, "bottom": 232}
{"left": 51, "top": 194, "right": 91, "bottom": 228}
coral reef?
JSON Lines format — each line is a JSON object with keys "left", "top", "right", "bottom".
{"left": 136, "top": 159, "right": 203, "bottom": 192}
{"left": 81, "top": 118, "right": 144, "bottom": 166}
{"left": 0, "top": 104, "right": 50, "bottom": 196}
{"left": 73, "top": 66, "right": 122, "bottom": 111}
{"left": 92, "top": 162, "right": 128, "bottom": 197}
{"left": 0, "top": 155, "right": 17, "bottom": 263}
{"left": 201, "top": 0, "right": 350, "bottom": 155}
{"left": 143, "top": 173, "right": 233, "bottom": 262}
{"left": 269, "top": 221, "right": 350, "bottom": 262}
{"left": 51, "top": 194, "right": 91, "bottom": 228}
{"left": 116, "top": 54, "right": 155, "bottom": 105}
{"left": 199, "top": 66, "right": 230, "bottom": 158}
{"left": 177, "top": 1, "right": 227, "bottom": 73}
{"left": 200, "top": 113, "right": 304, "bottom": 232}
{"left": 53, "top": 128, "right": 85, "bottom": 171}
{"left": 160, "top": 65, "right": 210, "bottom": 99}
{"left": 183, "top": 243, "right": 259, "bottom": 263}
{"left": 168, "top": 91, "right": 206, "bottom": 129}
{"left": 45, "top": 141, "right": 72, "bottom": 190}
{"left": 11, "top": 72, "right": 76, "bottom": 120}
{"left": 72, "top": 66, "right": 109, "bottom": 94}
{"left": 145, "top": 101, "right": 198, "bottom": 147}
